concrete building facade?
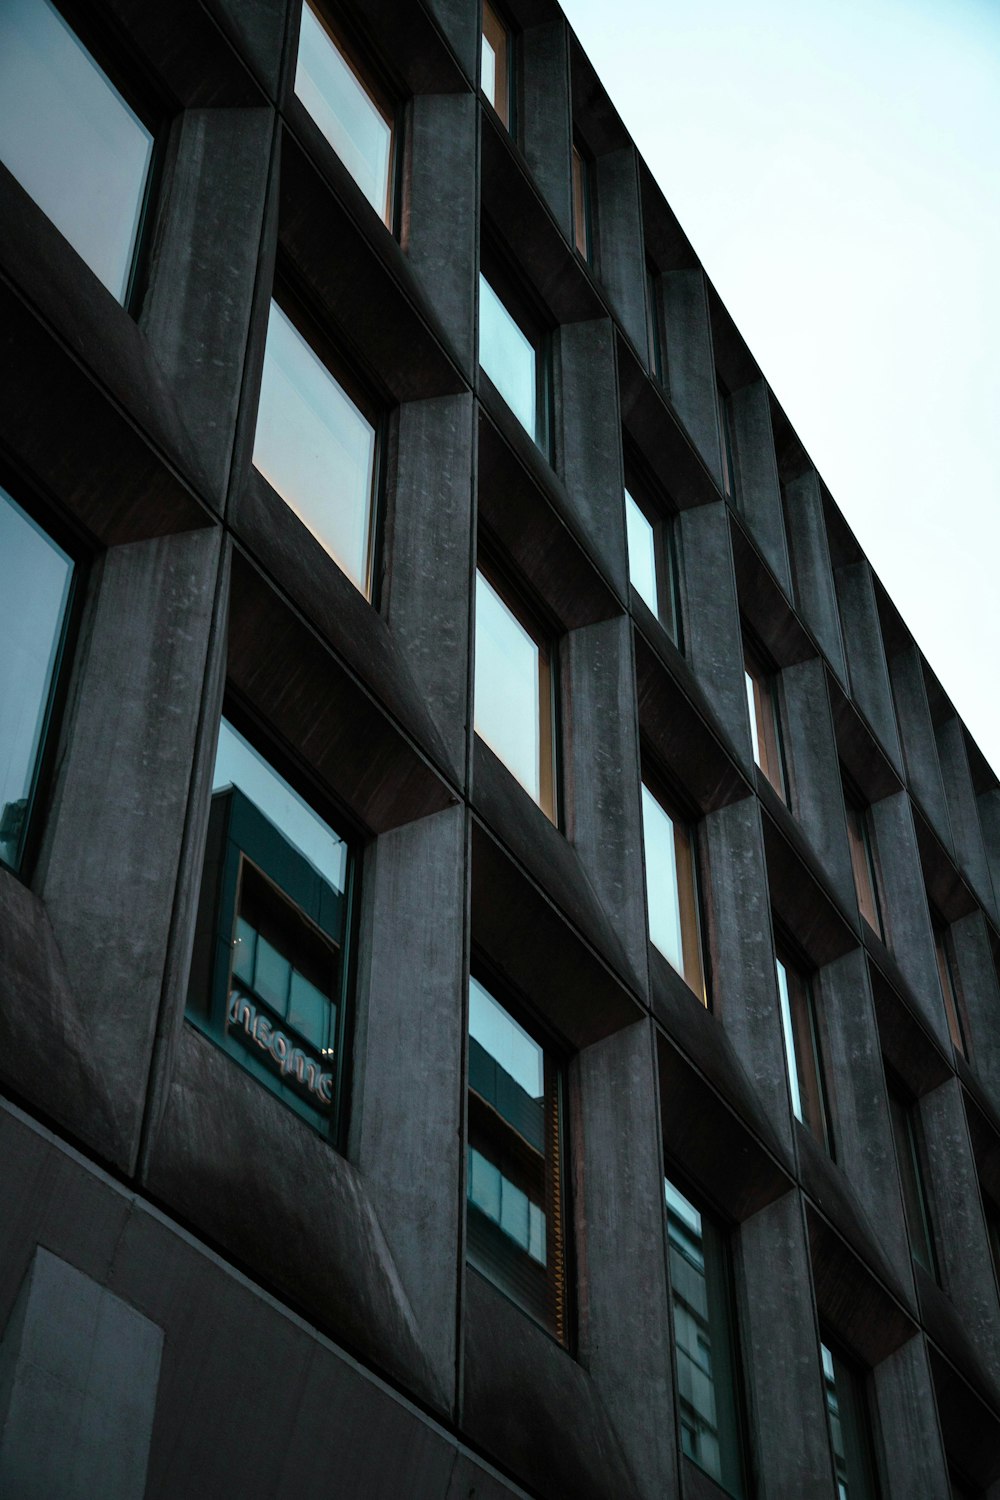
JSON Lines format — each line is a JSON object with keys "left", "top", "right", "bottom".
{"left": 1, "top": 0, "right": 1000, "bottom": 1496}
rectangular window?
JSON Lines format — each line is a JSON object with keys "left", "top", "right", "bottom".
{"left": 665, "top": 1176, "right": 746, "bottom": 1496}
{"left": 744, "top": 642, "right": 786, "bottom": 798}
{"left": 641, "top": 781, "right": 706, "bottom": 1002}
{"left": 775, "top": 951, "right": 831, "bottom": 1151}
{"left": 932, "top": 917, "right": 968, "bottom": 1058}
{"left": 845, "top": 791, "right": 883, "bottom": 939}
{"left": 480, "top": 1, "right": 511, "bottom": 130}
{"left": 187, "top": 718, "right": 352, "bottom": 1137}
{"left": 0, "top": 485, "right": 75, "bottom": 874}
{"left": 0, "top": 0, "right": 155, "bottom": 303}
{"left": 624, "top": 481, "right": 680, "bottom": 644}
{"left": 478, "top": 272, "right": 548, "bottom": 449}
{"left": 253, "top": 295, "right": 378, "bottom": 598}
{"left": 467, "top": 974, "right": 567, "bottom": 1343}
{"left": 821, "top": 1341, "right": 880, "bottom": 1499}
{"left": 294, "top": 2, "right": 394, "bottom": 228}
{"left": 646, "top": 260, "right": 664, "bottom": 382}
{"left": 571, "top": 142, "right": 592, "bottom": 261}
{"left": 474, "top": 567, "right": 556, "bottom": 820}
{"left": 717, "top": 381, "right": 736, "bottom": 500}
{"left": 887, "top": 1085, "right": 938, "bottom": 1279}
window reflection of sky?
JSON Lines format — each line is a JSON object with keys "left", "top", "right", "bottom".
{"left": 641, "top": 785, "right": 685, "bottom": 972}
{"left": 469, "top": 977, "right": 543, "bottom": 1099}
{"left": 625, "top": 489, "right": 658, "bottom": 615}
{"left": 0, "top": 490, "right": 72, "bottom": 868}
{"left": 0, "top": 0, "right": 152, "bottom": 300}
{"left": 253, "top": 302, "right": 375, "bottom": 595}
{"left": 479, "top": 275, "right": 537, "bottom": 438}
{"left": 213, "top": 719, "right": 347, "bottom": 893}
{"left": 474, "top": 572, "right": 541, "bottom": 802}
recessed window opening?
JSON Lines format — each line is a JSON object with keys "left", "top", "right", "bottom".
{"left": 821, "top": 1340, "right": 880, "bottom": 1500}
{"left": 478, "top": 271, "right": 549, "bottom": 450}
{"left": 887, "top": 1082, "right": 938, "bottom": 1280}
{"left": 744, "top": 640, "right": 786, "bottom": 799}
{"left": 844, "top": 786, "right": 884, "bottom": 939}
{"left": 932, "top": 916, "right": 968, "bottom": 1058}
{"left": 571, "top": 141, "right": 592, "bottom": 261}
{"left": 294, "top": 2, "right": 395, "bottom": 227}
{"left": 0, "top": 0, "right": 156, "bottom": 303}
{"left": 641, "top": 779, "right": 706, "bottom": 1002}
{"left": 466, "top": 972, "right": 568, "bottom": 1343}
{"left": 480, "top": 1, "right": 511, "bottom": 130}
{"left": 775, "top": 946, "right": 831, "bottom": 1152}
{"left": 474, "top": 566, "right": 556, "bottom": 820}
{"left": 253, "top": 294, "right": 379, "bottom": 599}
{"left": 624, "top": 465, "right": 680, "bottom": 645}
{"left": 0, "top": 484, "right": 75, "bottom": 875}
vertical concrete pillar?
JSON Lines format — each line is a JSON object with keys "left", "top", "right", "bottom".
{"left": 662, "top": 267, "right": 722, "bottom": 485}
{"left": 564, "top": 616, "right": 647, "bottom": 989}
{"left": 385, "top": 393, "right": 475, "bottom": 780}
{"left": 593, "top": 147, "right": 647, "bottom": 356}
{"left": 677, "top": 501, "right": 754, "bottom": 769}
{"left": 886, "top": 645, "right": 954, "bottom": 856}
{"left": 738, "top": 1191, "right": 833, "bottom": 1497}
{"left": 874, "top": 1334, "right": 951, "bottom": 1500}
{"left": 555, "top": 316, "right": 628, "bottom": 594}
{"left": 407, "top": 93, "right": 478, "bottom": 377}
{"left": 816, "top": 949, "right": 913, "bottom": 1286}
{"left": 141, "top": 109, "right": 275, "bottom": 510}
{"left": 353, "top": 804, "right": 467, "bottom": 1414}
{"left": 34, "top": 527, "right": 223, "bottom": 1175}
{"left": 834, "top": 561, "right": 903, "bottom": 773}
{"left": 869, "top": 792, "right": 948, "bottom": 1046}
{"left": 936, "top": 718, "right": 997, "bottom": 923}
{"left": 574, "top": 1020, "right": 678, "bottom": 1500}
{"left": 728, "top": 380, "right": 791, "bottom": 594}
{"left": 520, "top": 21, "right": 573, "bottom": 240}
{"left": 0, "top": 1248, "right": 163, "bottom": 1500}
{"left": 780, "top": 656, "right": 857, "bottom": 919}
{"left": 782, "top": 469, "right": 847, "bottom": 685}
{"left": 921, "top": 1079, "right": 1000, "bottom": 1383}
{"left": 703, "top": 797, "right": 793, "bottom": 1153}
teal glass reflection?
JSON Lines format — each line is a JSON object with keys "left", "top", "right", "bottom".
{"left": 822, "top": 1343, "right": 878, "bottom": 1499}
{"left": 641, "top": 784, "right": 684, "bottom": 969}
{"left": 253, "top": 301, "right": 376, "bottom": 596}
{"left": 0, "top": 0, "right": 153, "bottom": 301}
{"left": 666, "top": 1177, "right": 744, "bottom": 1495}
{"left": 474, "top": 571, "right": 542, "bottom": 802}
{"left": 625, "top": 488, "right": 658, "bottom": 615}
{"left": 294, "top": 2, "right": 393, "bottom": 224}
{"left": 213, "top": 719, "right": 347, "bottom": 893}
{"left": 479, "top": 275, "right": 537, "bottom": 439}
{"left": 0, "top": 488, "right": 73, "bottom": 871}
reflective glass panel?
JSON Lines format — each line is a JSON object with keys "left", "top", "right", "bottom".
{"left": 481, "top": 1, "right": 510, "bottom": 128}
{"left": 666, "top": 1177, "right": 744, "bottom": 1495}
{"left": 0, "top": 488, "right": 73, "bottom": 872}
{"left": 474, "top": 571, "right": 548, "bottom": 808}
{"left": 888, "top": 1090, "right": 937, "bottom": 1278}
{"left": 775, "top": 957, "right": 804, "bottom": 1122}
{"left": 253, "top": 301, "right": 376, "bottom": 596}
{"left": 641, "top": 784, "right": 704, "bottom": 998}
{"left": 294, "top": 3, "right": 393, "bottom": 225}
{"left": 625, "top": 488, "right": 658, "bottom": 615}
{"left": 213, "top": 718, "right": 347, "bottom": 892}
{"left": 822, "top": 1343, "right": 879, "bottom": 1500}
{"left": 0, "top": 0, "right": 153, "bottom": 301}
{"left": 479, "top": 274, "right": 537, "bottom": 439}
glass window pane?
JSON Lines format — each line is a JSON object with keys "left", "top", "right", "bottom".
{"left": 776, "top": 958, "right": 804, "bottom": 1123}
{"left": 0, "top": 0, "right": 153, "bottom": 300}
{"left": 481, "top": 2, "right": 509, "bottom": 127}
{"left": 0, "top": 489, "right": 73, "bottom": 872}
{"left": 745, "top": 671, "right": 762, "bottom": 765}
{"left": 253, "top": 301, "right": 376, "bottom": 597}
{"left": 213, "top": 719, "right": 348, "bottom": 892}
{"left": 479, "top": 275, "right": 537, "bottom": 439}
{"left": 294, "top": 3, "right": 392, "bottom": 225}
{"left": 469, "top": 976, "right": 544, "bottom": 1098}
{"left": 625, "top": 488, "right": 659, "bottom": 615}
{"left": 642, "top": 785, "right": 686, "bottom": 972}
{"left": 822, "top": 1343, "right": 878, "bottom": 1500}
{"left": 474, "top": 571, "right": 543, "bottom": 803}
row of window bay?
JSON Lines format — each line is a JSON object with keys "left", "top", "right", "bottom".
{"left": 0, "top": 3, "right": 994, "bottom": 1498}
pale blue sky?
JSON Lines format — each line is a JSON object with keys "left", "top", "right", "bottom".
{"left": 563, "top": 0, "right": 1000, "bottom": 777}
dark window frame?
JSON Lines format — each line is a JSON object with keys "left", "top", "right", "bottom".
{"left": 571, "top": 136, "right": 594, "bottom": 263}
{"left": 716, "top": 378, "right": 737, "bottom": 502}
{"left": 843, "top": 777, "right": 885, "bottom": 940}
{"left": 292, "top": 0, "right": 403, "bottom": 235}
{"left": 931, "top": 911, "right": 970, "bottom": 1059}
{"left": 664, "top": 1166, "right": 749, "bottom": 1497}
{"left": 624, "top": 444, "right": 682, "bottom": 648}
{"left": 479, "top": 236, "right": 554, "bottom": 459}
{"left": 255, "top": 268, "right": 389, "bottom": 607}
{"left": 886, "top": 1074, "right": 939, "bottom": 1282}
{"left": 474, "top": 547, "right": 561, "bottom": 826}
{"left": 743, "top": 632, "right": 788, "bottom": 800}
{"left": 465, "top": 955, "right": 572, "bottom": 1348}
{"left": 640, "top": 761, "right": 709, "bottom": 1005}
{"left": 0, "top": 464, "right": 85, "bottom": 882}
{"left": 645, "top": 256, "right": 665, "bottom": 383}
{"left": 820, "top": 1335, "right": 882, "bottom": 1500}
{"left": 186, "top": 700, "right": 361, "bottom": 1146}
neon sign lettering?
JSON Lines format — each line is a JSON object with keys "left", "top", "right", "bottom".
{"left": 228, "top": 992, "right": 334, "bottom": 1106}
